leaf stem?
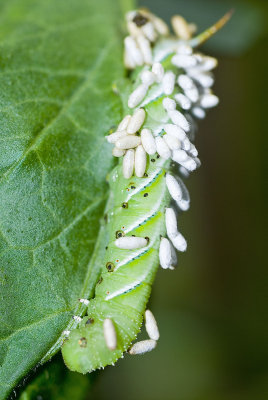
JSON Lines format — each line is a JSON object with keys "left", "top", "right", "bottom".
{"left": 190, "top": 9, "right": 234, "bottom": 48}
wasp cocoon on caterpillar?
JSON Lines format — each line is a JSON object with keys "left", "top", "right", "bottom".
{"left": 62, "top": 8, "right": 232, "bottom": 373}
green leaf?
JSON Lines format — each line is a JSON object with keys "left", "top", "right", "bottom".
{"left": 0, "top": 0, "right": 133, "bottom": 398}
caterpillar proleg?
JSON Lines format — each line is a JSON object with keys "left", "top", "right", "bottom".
{"left": 62, "top": 8, "right": 231, "bottom": 373}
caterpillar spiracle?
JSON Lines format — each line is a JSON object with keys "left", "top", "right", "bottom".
{"left": 61, "top": 8, "right": 232, "bottom": 373}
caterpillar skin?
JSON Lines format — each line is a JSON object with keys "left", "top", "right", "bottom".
{"left": 62, "top": 9, "right": 231, "bottom": 373}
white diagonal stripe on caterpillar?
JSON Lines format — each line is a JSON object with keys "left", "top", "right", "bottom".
{"left": 115, "top": 236, "right": 148, "bottom": 250}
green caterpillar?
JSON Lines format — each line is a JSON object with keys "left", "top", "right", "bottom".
{"left": 62, "top": 8, "right": 232, "bottom": 373}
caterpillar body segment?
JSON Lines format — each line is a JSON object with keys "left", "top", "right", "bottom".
{"left": 62, "top": 159, "right": 171, "bottom": 372}
{"left": 62, "top": 8, "right": 230, "bottom": 373}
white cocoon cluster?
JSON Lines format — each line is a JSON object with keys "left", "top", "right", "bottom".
{"left": 115, "top": 236, "right": 148, "bottom": 250}
{"left": 127, "top": 20, "right": 140, "bottom": 37}
{"left": 124, "top": 36, "right": 143, "bottom": 66}
{"left": 189, "top": 143, "right": 198, "bottom": 157}
{"left": 172, "top": 54, "right": 197, "bottom": 69}
{"left": 142, "top": 21, "right": 157, "bottom": 42}
{"left": 198, "top": 56, "right": 218, "bottom": 71}
{"left": 181, "top": 136, "right": 191, "bottom": 151}
{"left": 190, "top": 72, "right": 214, "bottom": 88}
{"left": 152, "top": 15, "right": 169, "bottom": 36}
{"left": 192, "top": 106, "right": 206, "bottom": 119}
{"left": 171, "top": 15, "right": 192, "bottom": 40}
{"left": 159, "top": 237, "right": 177, "bottom": 269}
{"left": 174, "top": 176, "right": 190, "bottom": 211}
{"left": 141, "top": 70, "right": 156, "bottom": 86}
{"left": 172, "top": 149, "right": 188, "bottom": 163}
{"left": 135, "top": 145, "right": 147, "bottom": 177}
{"left": 177, "top": 43, "right": 193, "bottom": 55}
{"left": 123, "top": 149, "right": 135, "bottom": 179}
{"left": 129, "top": 339, "right": 157, "bottom": 355}
{"left": 177, "top": 74, "right": 194, "bottom": 90}
{"left": 145, "top": 310, "right": 160, "bottom": 340}
{"left": 171, "top": 232, "right": 187, "bottom": 252}
{"left": 128, "top": 84, "right": 148, "bottom": 108}
{"left": 106, "top": 130, "right": 127, "bottom": 144}
{"left": 166, "top": 173, "right": 182, "bottom": 202}
{"left": 141, "top": 128, "right": 156, "bottom": 154}
{"left": 179, "top": 157, "right": 197, "bottom": 171}
{"left": 136, "top": 34, "right": 153, "bottom": 65}
{"left": 155, "top": 136, "right": 171, "bottom": 159}
{"left": 165, "top": 209, "right": 187, "bottom": 251}
{"left": 103, "top": 318, "right": 117, "bottom": 350}
{"left": 116, "top": 135, "right": 141, "bottom": 149}
{"left": 152, "top": 62, "right": 164, "bottom": 83}
{"left": 118, "top": 114, "right": 131, "bottom": 131}
{"left": 162, "top": 71, "right": 175, "bottom": 95}
{"left": 174, "top": 93, "right": 191, "bottom": 110}
{"left": 168, "top": 110, "right": 190, "bottom": 132}
{"left": 164, "top": 124, "right": 186, "bottom": 141}
{"left": 163, "top": 134, "right": 180, "bottom": 150}
{"left": 162, "top": 97, "right": 176, "bottom": 111}
{"left": 127, "top": 108, "right": 146, "bottom": 134}
{"left": 112, "top": 147, "right": 126, "bottom": 157}
{"left": 179, "top": 166, "right": 190, "bottom": 178}
{"left": 124, "top": 49, "right": 136, "bottom": 69}
{"left": 184, "top": 86, "right": 199, "bottom": 103}
{"left": 199, "top": 94, "right": 219, "bottom": 108}
{"left": 165, "top": 207, "right": 178, "bottom": 238}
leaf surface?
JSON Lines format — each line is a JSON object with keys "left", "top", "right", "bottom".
{"left": 0, "top": 0, "right": 132, "bottom": 397}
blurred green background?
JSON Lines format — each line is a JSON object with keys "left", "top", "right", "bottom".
{"left": 17, "top": 0, "right": 267, "bottom": 399}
